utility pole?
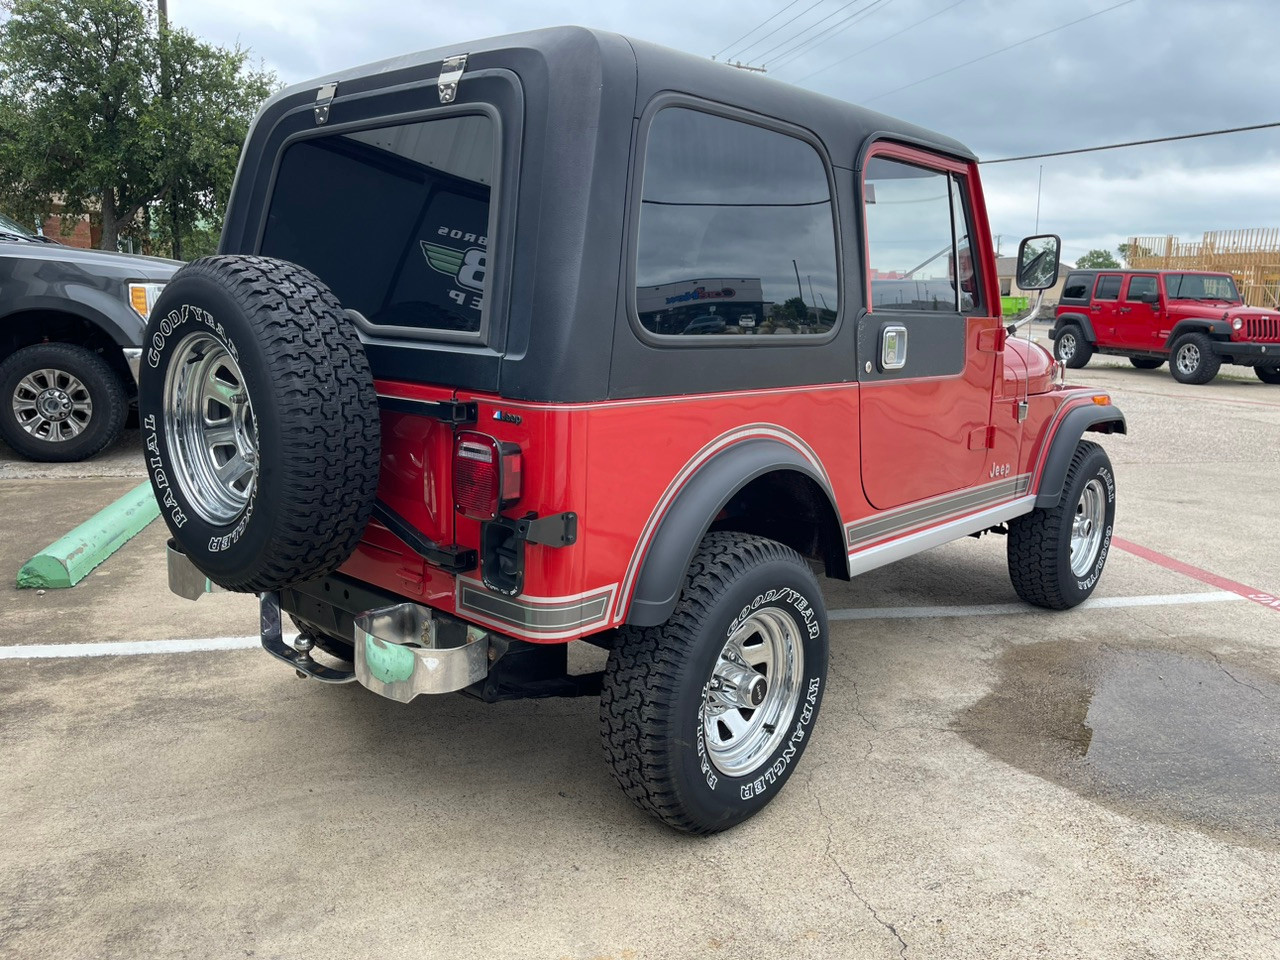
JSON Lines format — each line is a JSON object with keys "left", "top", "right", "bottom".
{"left": 1034, "top": 164, "right": 1043, "bottom": 235}
{"left": 158, "top": 0, "right": 180, "bottom": 260}
{"left": 711, "top": 57, "right": 768, "bottom": 74}
{"left": 792, "top": 259, "right": 805, "bottom": 303}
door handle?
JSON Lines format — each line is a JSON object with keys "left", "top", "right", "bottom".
{"left": 1119, "top": 307, "right": 1131, "bottom": 313}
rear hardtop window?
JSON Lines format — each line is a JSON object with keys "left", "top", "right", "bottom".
{"left": 260, "top": 114, "right": 495, "bottom": 340}
{"left": 1061, "top": 273, "right": 1090, "bottom": 300}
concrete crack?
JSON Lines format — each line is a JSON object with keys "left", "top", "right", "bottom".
{"left": 812, "top": 789, "right": 908, "bottom": 959}
{"left": 1210, "top": 652, "right": 1275, "bottom": 702}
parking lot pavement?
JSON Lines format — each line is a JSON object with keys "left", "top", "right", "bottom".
{"left": 2, "top": 363, "right": 1279, "bottom": 960}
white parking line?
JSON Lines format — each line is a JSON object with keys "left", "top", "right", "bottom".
{"left": 828, "top": 591, "right": 1241, "bottom": 621}
{"left": 0, "top": 592, "right": 1244, "bottom": 660}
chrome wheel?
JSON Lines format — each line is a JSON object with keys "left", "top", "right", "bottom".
{"left": 1070, "top": 478, "right": 1106, "bottom": 577}
{"left": 12, "top": 368, "right": 93, "bottom": 441}
{"left": 163, "top": 332, "right": 258, "bottom": 524}
{"left": 1058, "top": 332, "right": 1077, "bottom": 362}
{"left": 703, "top": 607, "right": 805, "bottom": 777}
{"left": 1175, "top": 342, "right": 1201, "bottom": 376}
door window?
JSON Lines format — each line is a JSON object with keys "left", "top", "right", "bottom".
{"left": 634, "top": 107, "right": 838, "bottom": 337}
{"left": 1125, "top": 275, "right": 1157, "bottom": 301}
{"left": 864, "top": 157, "right": 983, "bottom": 314}
{"left": 1094, "top": 275, "right": 1122, "bottom": 300}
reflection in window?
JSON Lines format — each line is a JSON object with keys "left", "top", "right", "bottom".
{"left": 635, "top": 109, "right": 838, "bottom": 337}
{"left": 1062, "top": 274, "right": 1090, "bottom": 300}
{"left": 863, "top": 156, "right": 982, "bottom": 314}
{"left": 262, "top": 115, "right": 494, "bottom": 336}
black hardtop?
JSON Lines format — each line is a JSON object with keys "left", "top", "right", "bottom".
{"left": 222, "top": 26, "right": 979, "bottom": 402}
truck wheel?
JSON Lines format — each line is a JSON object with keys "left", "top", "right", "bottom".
{"left": 1054, "top": 325, "right": 1092, "bottom": 368}
{"left": 0, "top": 343, "right": 128, "bottom": 462}
{"left": 1007, "top": 440, "right": 1115, "bottom": 610}
{"left": 1170, "top": 332, "right": 1221, "bottom": 384}
{"left": 139, "top": 256, "right": 380, "bottom": 593}
{"left": 600, "top": 532, "right": 828, "bottom": 833}
{"left": 1256, "top": 366, "right": 1280, "bottom": 385}
{"left": 1129, "top": 357, "right": 1163, "bottom": 370}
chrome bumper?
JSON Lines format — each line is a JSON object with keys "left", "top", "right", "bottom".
{"left": 167, "top": 541, "right": 220, "bottom": 600}
{"left": 353, "top": 602, "right": 490, "bottom": 702}
{"left": 123, "top": 347, "right": 143, "bottom": 385}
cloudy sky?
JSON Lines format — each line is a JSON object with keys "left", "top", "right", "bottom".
{"left": 172, "top": 0, "right": 1280, "bottom": 264}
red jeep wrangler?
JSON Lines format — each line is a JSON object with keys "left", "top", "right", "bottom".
{"left": 143, "top": 28, "right": 1125, "bottom": 833}
{"left": 1050, "top": 268, "right": 1280, "bottom": 384}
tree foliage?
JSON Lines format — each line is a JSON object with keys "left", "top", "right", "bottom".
{"left": 1116, "top": 242, "right": 1152, "bottom": 266}
{"left": 0, "top": 0, "right": 276, "bottom": 255}
{"left": 1075, "top": 248, "right": 1120, "bottom": 269}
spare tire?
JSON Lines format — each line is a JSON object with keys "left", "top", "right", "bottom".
{"left": 139, "top": 256, "right": 380, "bottom": 592}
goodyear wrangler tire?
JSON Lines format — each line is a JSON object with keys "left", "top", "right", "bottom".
{"left": 138, "top": 256, "right": 380, "bottom": 592}
{"left": 600, "top": 532, "right": 828, "bottom": 834}
{"left": 1007, "top": 440, "right": 1115, "bottom": 610}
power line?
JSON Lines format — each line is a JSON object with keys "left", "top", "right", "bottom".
{"left": 789, "top": 0, "right": 969, "bottom": 83}
{"left": 731, "top": 0, "right": 830, "bottom": 63}
{"left": 752, "top": 0, "right": 889, "bottom": 67}
{"left": 862, "top": 0, "right": 1139, "bottom": 104}
{"left": 767, "top": 0, "right": 899, "bottom": 71}
{"left": 713, "top": 0, "right": 806, "bottom": 60}
{"left": 981, "top": 121, "right": 1280, "bottom": 164}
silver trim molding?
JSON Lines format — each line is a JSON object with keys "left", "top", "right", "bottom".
{"left": 123, "top": 347, "right": 143, "bottom": 385}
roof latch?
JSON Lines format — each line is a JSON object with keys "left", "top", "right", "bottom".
{"left": 314, "top": 82, "right": 337, "bottom": 125}
{"left": 438, "top": 54, "right": 468, "bottom": 104}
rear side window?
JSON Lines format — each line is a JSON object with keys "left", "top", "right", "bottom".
{"left": 634, "top": 108, "right": 838, "bottom": 337}
{"left": 1094, "top": 275, "right": 1122, "bottom": 300}
{"left": 261, "top": 114, "right": 495, "bottom": 339}
{"left": 1061, "top": 273, "right": 1090, "bottom": 300}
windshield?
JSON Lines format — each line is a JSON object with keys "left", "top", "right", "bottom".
{"left": 0, "top": 212, "right": 36, "bottom": 238}
{"left": 1165, "top": 273, "right": 1241, "bottom": 302}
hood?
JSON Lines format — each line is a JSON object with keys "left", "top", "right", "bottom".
{"left": 1006, "top": 335, "right": 1057, "bottom": 395}
{"left": 0, "top": 239, "right": 181, "bottom": 281}
{"left": 1166, "top": 299, "right": 1280, "bottom": 320}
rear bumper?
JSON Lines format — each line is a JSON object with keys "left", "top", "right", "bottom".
{"left": 166, "top": 544, "right": 491, "bottom": 700}
{"left": 1214, "top": 341, "right": 1280, "bottom": 364}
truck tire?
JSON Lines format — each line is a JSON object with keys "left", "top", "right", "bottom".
{"left": 139, "top": 256, "right": 380, "bottom": 593}
{"left": 600, "top": 532, "right": 828, "bottom": 834}
{"left": 1169, "top": 332, "right": 1221, "bottom": 384}
{"left": 1007, "top": 440, "right": 1115, "bottom": 610}
{"left": 0, "top": 342, "right": 127, "bottom": 462}
{"left": 1129, "top": 357, "right": 1163, "bottom": 370}
{"left": 1054, "top": 324, "right": 1092, "bottom": 368}
{"left": 1256, "top": 366, "right": 1280, "bottom": 385}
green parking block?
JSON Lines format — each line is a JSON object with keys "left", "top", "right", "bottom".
{"left": 17, "top": 481, "right": 159, "bottom": 589}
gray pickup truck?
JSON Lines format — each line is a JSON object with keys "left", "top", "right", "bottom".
{"left": 0, "top": 213, "right": 179, "bottom": 461}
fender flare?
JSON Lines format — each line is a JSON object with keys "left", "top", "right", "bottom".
{"left": 1034, "top": 404, "right": 1127, "bottom": 508}
{"left": 1051, "top": 312, "right": 1095, "bottom": 343}
{"left": 1165, "top": 317, "right": 1231, "bottom": 348}
{"left": 625, "top": 437, "right": 841, "bottom": 628}
{"left": 0, "top": 288, "right": 144, "bottom": 348}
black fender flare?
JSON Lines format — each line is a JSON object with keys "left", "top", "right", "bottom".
{"left": 1034, "top": 404, "right": 1127, "bottom": 508}
{"left": 1166, "top": 318, "right": 1231, "bottom": 348}
{"left": 625, "top": 438, "right": 842, "bottom": 627}
{"left": 1051, "top": 312, "right": 1095, "bottom": 343}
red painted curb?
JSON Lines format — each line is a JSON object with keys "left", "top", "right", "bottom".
{"left": 1112, "top": 536, "right": 1280, "bottom": 614}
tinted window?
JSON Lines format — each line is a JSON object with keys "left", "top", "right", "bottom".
{"left": 864, "top": 157, "right": 981, "bottom": 313}
{"left": 261, "top": 115, "right": 494, "bottom": 337}
{"left": 1095, "top": 275, "right": 1122, "bottom": 300}
{"left": 635, "top": 108, "right": 838, "bottom": 337}
{"left": 1167, "top": 273, "right": 1241, "bottom": 302}
{"left": 1126, "top": 275, "right": 1157, "bottom": 300}
{"left": 1061, "top": 273, "right": 1090, "bottom": 300}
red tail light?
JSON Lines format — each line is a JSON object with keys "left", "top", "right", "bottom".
{"left": 453, "top": 432, "right": 521, "bottom": 521}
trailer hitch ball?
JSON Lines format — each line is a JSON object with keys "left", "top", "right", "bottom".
{"left": 292, "top": 632, "right": 316, "bottom": 679}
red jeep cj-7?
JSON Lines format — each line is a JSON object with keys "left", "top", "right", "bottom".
{"left": 1050, "top": 268, "right": 1280, "bottom": 384}
{"left": 145, "top": 28, "right": 1125, "bottom": 833}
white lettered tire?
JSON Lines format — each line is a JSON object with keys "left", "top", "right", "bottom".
{"left": 600, "top": 532, "right": 829, "bottom": 833}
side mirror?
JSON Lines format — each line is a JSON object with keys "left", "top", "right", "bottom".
{"left": 1140, "top": 290, "right": 1159, "bottom": 304}
{"left": 1016, "top": 233, "right": 1062, "bottom": 291}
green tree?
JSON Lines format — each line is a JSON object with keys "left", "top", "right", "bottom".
{"left": 1116, "top": 242, "right": 1152, "bottom": 267}
{"left": 0, "top": 0, "right": 276, "bottom": 255}
{"left": 1075, "top": 248, "right": 1120, "bottom": 269}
